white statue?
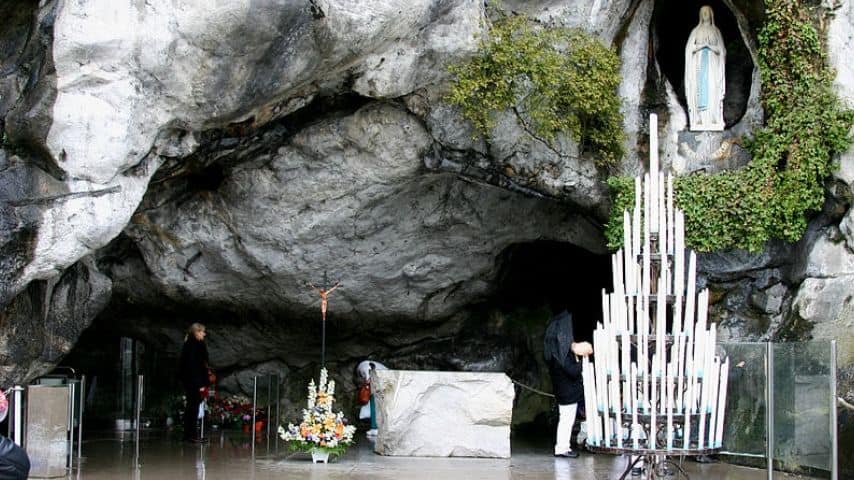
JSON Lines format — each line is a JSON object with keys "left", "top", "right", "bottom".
{"left": 685, "top": 6, "right": 726, "bottom": 131}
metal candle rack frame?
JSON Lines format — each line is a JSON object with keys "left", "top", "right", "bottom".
{"left": 582, "top": 114, "right": 728, "bottom": 480}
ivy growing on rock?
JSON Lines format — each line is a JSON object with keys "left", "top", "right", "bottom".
{"left": 606, "top": 0, "right": 853, "bottom": 252}
{"left": 447, "top": 13, "right": 624, "bottom": 167}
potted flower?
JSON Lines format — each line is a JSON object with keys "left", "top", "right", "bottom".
{"left": 241, "top": 413, "right": 253, "bottom": 433}
{"left": 279, "top": 368, "right": 356, "bottom": 463}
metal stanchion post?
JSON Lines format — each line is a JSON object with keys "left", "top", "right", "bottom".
{"left": 6, "top": 387, "right": 13, "bottom": 440}
{"left": 135, "top": 375, "right": 143, "bottom": 468}
{"left": 266, "top": 376, "right": 272, "bottom": 446}
{"left": 252, "top": 377, "right": 257, "bottom": 458}
{"left": 766, "top": 342, "right": 774, "bottom": 480}
{"left": 13, "top": 385, "right": 24, "bottom": 446}
{"left": 68, "top": 381, "right": 76, "bottom": 472}
{"left": 78, "top": 375, "right": 85, "bottom": 460}
{"left": 274, "top": 376, "right": 280, "bottom": 452}
{"left": 831, "top": 340, "right": 838, "bottom": 480}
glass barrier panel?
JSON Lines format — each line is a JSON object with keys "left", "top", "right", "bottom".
{"left": 252, "top": 375, "right": 282, "bottom": 458}
{"left": 719, "top": 342, "right": 768, "bottom": 456}
{"left": 773, "top": 341, "right": 833, "bottom": 472}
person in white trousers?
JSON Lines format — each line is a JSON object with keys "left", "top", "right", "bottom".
{"left": 544, "top": 311, "right": 593, "bottom": 458}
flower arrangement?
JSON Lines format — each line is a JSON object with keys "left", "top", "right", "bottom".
{"left": 279, "top": 368, "right": 356, "bottom": 457}
{"left": 0, "top": 389, "right": 8, "bottom": 422}
{"left": 207, "top": 394, "right": 259, "bottom": 428}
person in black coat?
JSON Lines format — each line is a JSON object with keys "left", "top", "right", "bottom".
{"left": 544, "top": 311, "right": 593, "bottom": 458}
{"left": 179, "top": 323, "right": 210, "bottom": 442}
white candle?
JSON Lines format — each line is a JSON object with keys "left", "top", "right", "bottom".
{"left": 705, "top": 323, "right": 717, "bottom": 393}
{"left": 616, "top": 379, "right": 624, "bottom": 448}
{"left": 697, "top": 289, "right": 709, "bottom": 335}
{"left": 594, "top": 329, "right": 606, "bottom": 413}
{"left": 642, "top": 289, "right": 650, "bottom": 337}
{"left": 659, "top": 172, "right": 667, "bottom": 257}
{"left": 698, "top": 358, "right": 713, "bottom": 450}
{"left": 650, "top": 114, "right": 659, "bottom": 233}
{"left": 617, "top": 294, "right": 627, "bottom": 334}
{"left": 656, "top": 284, "right": 666, "bottom": 410}
{"left": 642, "top": 341, "right": 649, "bottom": 413}
{"left": 683, "top": 357, "right": 693, "bottom": 449}
{"left": 604, "top": 378, "right": 613, "bottom": 447}
{"left": 657, "top": 280, "right": 666, "bottom": 337}
{"left": 667, "top": 174, "right": 674, "bottom": 254}
{"left": 582, "top": 358, "right": 592, "bottom": 441}
{"left": 691, "top": 331, "right": 703, "bottom": 408}
{"left": 665, "top": 256, "right": 672, "bottom": 297}
{"left": 674, "top": 210, "right": 685, "bottom": 296}
{"left": 602, "top": 291, "right": 610, "bottom": 329}
{"left": 666, "top": 370, "right": 674, "bottom": 450}
{"left": 628, "top": 296, "right": 635, "bottom": 336}
{"left": 694, "top": 329, "right": 706, "bottom": 381}
{"left": 650, "top": 365, "right": 657, "bottom": 449}
{"left": 631, "top": 363, "right": 639, "bottom": 449}
{"left": 633, "top": 177, "right": 642, "bottom": 260}
{"left": 610, "top": 294, "right": 618, "bottom": 334}
{"left": 613, "top": 327, "right": 620, "bottom": 379}
{"left": 642, "top": 190, "right": 651, "bottom": 300}
{"left": 624, "top": 210, "right": 633, "bottom": 294}
{"left": 621, "top": 333, "right": 630, "bottom": 383}
{"left": 676, "top": 334, "right": 686, "bottom": 414}
{"left": 686, "top": 252, "right": 697, "bottom": 335}
{"left": 715, "top": 359, "right": 730, "bottom": 448}
{"left": 594, "top": 367, "right": 603, "bottom": 446}
{"left": 707, "top": 358, "right": 720, "bottom": 448}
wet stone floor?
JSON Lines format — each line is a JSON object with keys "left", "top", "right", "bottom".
{"left": 69, "top": 430, "right": 814, "bottom": 480}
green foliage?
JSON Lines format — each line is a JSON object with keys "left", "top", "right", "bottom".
{"left": 606, "top": 0, "right": 853, "bottom": 252}
{"left": 286, "top": 440, "right": 349, "bottom": 458}
{"left": 447, "top": 13, "right": 625, "bottom": 167}
{"left": 604, "top": 176, "right": 635, "bottom": 249}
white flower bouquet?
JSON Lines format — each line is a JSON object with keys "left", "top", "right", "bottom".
{"left": 279, "top": 368, "right": 356, "bottom": 457}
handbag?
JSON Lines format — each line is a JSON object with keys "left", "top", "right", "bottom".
{"left": 357, "top": 384, "right": 371, "bottom": 405}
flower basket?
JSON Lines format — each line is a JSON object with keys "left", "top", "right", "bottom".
{"left": 311, "top": 448, "right": 330, "bottom": 464}
{"left": 279, "top": 368, "right": 356, "bottom": 461}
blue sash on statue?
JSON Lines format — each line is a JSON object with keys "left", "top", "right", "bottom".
{"left": 698, "top": 47, "right": 711, "bottom": 111}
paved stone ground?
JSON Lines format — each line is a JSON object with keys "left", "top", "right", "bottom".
{"left": 72, "top": 430, "right": 813, "bottom": 480}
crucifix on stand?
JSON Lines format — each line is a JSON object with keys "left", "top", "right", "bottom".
{"left": 307, "top": 271, "right": 341, "bottom": 368}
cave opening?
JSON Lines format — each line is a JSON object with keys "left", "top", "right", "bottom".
{"left": 652, "top": 0, "right": 755, "bottom": 128}
{"left": 489, "top": 240, "right": 612, "bottom": 343}
{"left": 458, "top": 240, "right": 612, "bottom": 429}
{"left": 50, "top": 239, "right": 614, "bottom": 431}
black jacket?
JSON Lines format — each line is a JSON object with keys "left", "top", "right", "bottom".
{"left": 0, "top": 435, "right": 29, "bottom": 480}
{"left": 548, "top": 349, "right": 583, "bottom": 405}
{"left": 179, "top": 337, "right": 209, "bottom": 390}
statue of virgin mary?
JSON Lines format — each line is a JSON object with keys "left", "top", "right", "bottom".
{"left": 684, "top": 6, "right": 726, "bottom": 131}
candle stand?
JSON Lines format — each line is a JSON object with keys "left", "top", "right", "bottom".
{"left": 582, "top": 114, "right": 728, "bottom": 480}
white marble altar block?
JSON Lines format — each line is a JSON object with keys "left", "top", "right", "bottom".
{"left": 26, "top": 385, "right": 70, "bottom": 478}
{"left": 372, "top": 370, "right": 514, "bottom": 458}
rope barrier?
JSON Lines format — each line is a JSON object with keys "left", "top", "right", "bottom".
{"left": 511, "top": 378, "right": 555, "bottom": 398}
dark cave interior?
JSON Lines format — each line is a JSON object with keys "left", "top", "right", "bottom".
{"left": 54, "top": 239, "right": 612, "bottom": 429}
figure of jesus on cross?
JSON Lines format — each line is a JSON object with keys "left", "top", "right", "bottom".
{"left": 308, "top": 274, "right": 341, "bottom": 367}
{"left": 308, "top": 280, "right": 340, "bottom": 323}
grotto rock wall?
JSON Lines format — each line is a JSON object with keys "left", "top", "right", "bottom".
{"left": 0, "top": 3, "right": 851, "bottom": 467}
